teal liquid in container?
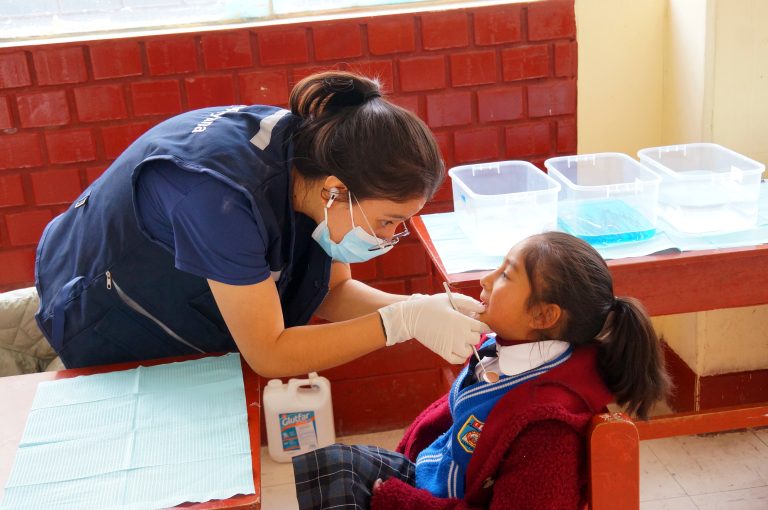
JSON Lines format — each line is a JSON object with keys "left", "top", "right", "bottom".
{"left": 557, "top": 199, "right": 656, "bottom": 245}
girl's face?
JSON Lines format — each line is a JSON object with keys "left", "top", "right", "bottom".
{"left": 477, "top": 241, "right": 539, "bottom": 341}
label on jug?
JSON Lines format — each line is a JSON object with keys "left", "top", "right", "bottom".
{"left": 279, "top": 411, "right": 318, "bottom": 452}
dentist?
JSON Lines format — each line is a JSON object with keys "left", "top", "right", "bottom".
{"left": 34, "top": 71, "right": 488, "bottom": 376}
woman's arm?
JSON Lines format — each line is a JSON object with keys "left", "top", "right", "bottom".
{"left": 209, "top": 264, "right": 488, "bottom": 376}
{"left": 314, "top": 262, "right": 408, "bottom": 322}
{"left": 208, "top": 277, "right": 386, "bottom": 378}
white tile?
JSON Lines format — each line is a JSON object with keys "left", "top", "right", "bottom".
{"left": 260, "top": 446, "right": 297, "bottom": 487}
{"left": 261, "top": 483, "right": 299, "bottom": 510}
{"left": 748, "top": 430, "right": 768, "bottom": 483}
{"left": 647, "top": 431, "right": 768, "bottom": 495}
{"left": 640, "top": 496, "right": 699, "bottom": 510}
{"left": 691, "top": 485, "right": 768, "bottom": 510}
{"left": 640, "top": 442, "right": 688, "bottom": 501}
{"left": 258, "top": 429, "right": 406, "bottom": 489}
{"left": 754, "top": 428, "right": 768, "bottom": 449}
{"left": 336, "top": 428, "right": 406, "bottom": 451}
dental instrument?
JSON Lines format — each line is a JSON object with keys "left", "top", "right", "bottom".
{"left": 443, "top": 282, "right": 498, "bottom": 384}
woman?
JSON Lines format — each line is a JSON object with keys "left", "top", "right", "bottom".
{"left": 34, "top": 71, "right": 488, "bottom": 375}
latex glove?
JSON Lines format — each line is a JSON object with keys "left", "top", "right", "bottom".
{"left": 406, "top": 292, "right": 486, "bottom": 318}
{"left": 379, "top": 293, "right": 489, "bottom": 364}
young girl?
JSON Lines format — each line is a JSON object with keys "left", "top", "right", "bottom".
{"left": 293, "top": 231, "right": 670, "bottom": 510}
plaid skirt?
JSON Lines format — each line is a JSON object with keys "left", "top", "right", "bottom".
{"left": 292, "top": 444, "right": 416, "bottom": 510}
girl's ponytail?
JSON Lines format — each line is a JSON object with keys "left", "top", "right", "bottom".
{"left": 596, "top": 297, "right": 671, "bottom": 420}
{"left": 522, "top": 233, "right": 671, "bottom": 420}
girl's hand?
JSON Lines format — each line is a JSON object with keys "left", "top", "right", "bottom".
{"left": 373, "top": 478, "right": 383, "bottom": 492}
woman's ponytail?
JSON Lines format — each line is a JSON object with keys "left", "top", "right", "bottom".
{"left": 288, "top": 70, "right": 443, "bottom": 202}
{"left": 596, "top": 297, "right": 671, "bottom": 420}
{"left": 289, "top": 71, "right": 382, "bottom": 119}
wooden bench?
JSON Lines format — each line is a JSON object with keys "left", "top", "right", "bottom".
{"left": 588, "top": 403, "right": 768, "bottom": 509}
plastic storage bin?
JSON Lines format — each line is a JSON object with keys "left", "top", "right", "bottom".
{"left": 448, "top": 161, "right": 560, "bottom": 255}
{"left": 544, "top": 153, "right": 661, "bottom": 245}
{"left": 263, "top": 372, "right": 335, "bottom": 463}
{"left": 637, "top": 143, "right": 765, "bottom": 234}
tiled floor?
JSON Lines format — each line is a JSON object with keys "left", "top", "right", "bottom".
{"left": 260, "top": 428, "right": 405, "bottom": 510}
{"left": 260, "top": 427, "right": 768, "bottom": 510}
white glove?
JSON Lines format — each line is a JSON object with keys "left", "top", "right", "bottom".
{"left": 378, "top": 293, "right": 490, "bottom": 364}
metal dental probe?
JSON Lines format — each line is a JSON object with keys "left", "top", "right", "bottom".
{"left": 443, "top": 282, "right": 498, "bottom": 384}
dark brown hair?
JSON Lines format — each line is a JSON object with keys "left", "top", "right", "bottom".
{"left": 520, "top": 231, "right": 671, "bottom": 420}
{"left": 289, "top": 71, "right": 444, "bottom": 202}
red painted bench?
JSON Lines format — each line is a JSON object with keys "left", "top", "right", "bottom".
{"left": 588, "top": 403, "right": 768, "bottom": 509}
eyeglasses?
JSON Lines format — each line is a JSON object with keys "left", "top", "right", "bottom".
{"left": 349, "top": 193, "right": 411, "bottom": 251}
{"left": 368, "top": 222, "right": 410, "bottom": 251}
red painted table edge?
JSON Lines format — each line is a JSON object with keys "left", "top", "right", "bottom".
{"left": 411, "top": 215, "right": 768, "bottom": 316}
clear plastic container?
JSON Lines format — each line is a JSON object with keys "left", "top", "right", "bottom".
{"left": 637, "top": 143, "right": 765, "bottom": 234}
{"left": 448, "top": 161, "right": 560, "bottom": 255}
{"left": 544, "top": 153, "right": 661, "bottom": 245}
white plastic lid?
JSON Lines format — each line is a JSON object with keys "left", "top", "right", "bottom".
{"left": 267, "top": 379, "right": 283, "bottom": 387}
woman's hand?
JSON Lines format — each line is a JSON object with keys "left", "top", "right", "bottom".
{"left": 378, "top": 293, "right": 490, "bottom": 364}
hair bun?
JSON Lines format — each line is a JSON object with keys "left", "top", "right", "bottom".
{"left": 322, "top": 75, "right": 380, "bottom": 106}
{"left": 322, "top": 76, "right": 355, "bottom": 93}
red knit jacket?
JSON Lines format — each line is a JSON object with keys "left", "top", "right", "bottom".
{"left": 371, "top": 346, "right": 614, "bottom": 510}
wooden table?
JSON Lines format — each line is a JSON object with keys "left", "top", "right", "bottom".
{"left": 412, "top": 215, "right": 768, "bottom": 316}
{"left": 0, "top": 354, "right": 262, "bottom": 509}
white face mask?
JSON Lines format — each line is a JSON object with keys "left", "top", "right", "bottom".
{"left": 311, "top": 193, "right": 394, "bottom": 263}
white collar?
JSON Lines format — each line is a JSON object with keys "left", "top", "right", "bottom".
{"left": 478, "top": 340, "right": 571, "bottom": 377}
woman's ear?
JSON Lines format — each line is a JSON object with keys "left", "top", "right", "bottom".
{"left": 529, "top": 303, "right": 561, "bottom": 330}
{"left": 321, "top": 175, "right": 349, "bottom": 205}
{"left": 323, "top": 175, "right": 347, "bottom": 193}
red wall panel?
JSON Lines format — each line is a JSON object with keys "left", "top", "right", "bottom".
{"left": 312, "top": 22, "right": 364, "bottom": 61}
{"left": 17, "top": 90, "right": 71, "bottom": 127}
{"left": 473, "top": 6, "right": 522, "bottom": 46}
{"left": 89, "top": 41, "right": 143, "bottom": 80}
{"left": 0, "top": 52, "right": 32, "bottom": 89}
{"left": 367, "top": 16, "right": 417, "bottom": 55}
{"left": 31, "top": 47, "right": 88, "bottom": 86}
{"left": 421, "top": 11, "right": 470, "bottom": 50}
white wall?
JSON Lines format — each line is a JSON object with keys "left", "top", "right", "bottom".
{"left": 654, "top": 305, "right": 768, "bottom": 376}
{"left": 577, "top": 0, "right": 768, "bottom": 166}
{"left": 710, "top": 0, "right": 768, "bottom": 169}
{"left": 574, "top": 0, "right": 666, "bottom": 156}
{"left": 661, "top": 0, "right": 710, "bottom": 144}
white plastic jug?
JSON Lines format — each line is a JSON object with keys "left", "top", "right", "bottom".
{"left": 263, "top": 372, "right": 335, "bottom": 463}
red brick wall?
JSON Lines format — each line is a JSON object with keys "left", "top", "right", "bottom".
{"left": 0, "top": 0, "right": 577, "bottom": 434}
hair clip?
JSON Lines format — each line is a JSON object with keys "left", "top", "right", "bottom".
{"left": 323, "top": 77, "right": 355, "bottom": 93}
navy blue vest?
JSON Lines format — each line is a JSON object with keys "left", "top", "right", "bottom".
{"left": 35, "top": 105, "right": 332, "bottom": 368}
